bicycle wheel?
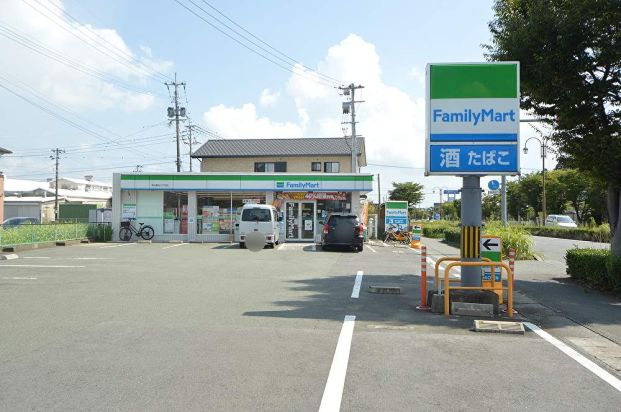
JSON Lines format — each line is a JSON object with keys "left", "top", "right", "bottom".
{"left": 139, "top": 225, "right": 155, "bottom": 240}
{"left": 119, "top": 227, "right": 132, "bottom": 241}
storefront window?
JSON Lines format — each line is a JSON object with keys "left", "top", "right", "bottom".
{"left": 197, "top": 192, "right": 266, "bottom": 235}
{"left": 163, "top": 192, "right": 188, "bottom": 234}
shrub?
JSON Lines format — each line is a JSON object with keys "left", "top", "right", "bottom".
{"left": 484, "top": 222, "right": 535, "bottom": 260}
{"left": 417, "top": 221, "right": 459, "bottom": 238}
{"left": 523, "top": 224, "right": 610, "bottom": 243}
{"left": 87, "top": 224, "right": 112, "bottom": 242}
{"left": 443, "top": 228, "right": 461, "bottom": 244}
{"left": 566, "top": 248, "right": 621, "bottom": 292}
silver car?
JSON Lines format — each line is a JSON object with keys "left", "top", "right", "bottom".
{"left": 545, "top": 214, "right": 578, "bottom": 228}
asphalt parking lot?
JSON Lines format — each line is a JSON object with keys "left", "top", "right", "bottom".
{"left": 1, "top": 241, "right": 620, "bottom": 411}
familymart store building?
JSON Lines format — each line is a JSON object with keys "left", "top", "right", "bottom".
{"left": 112, "top": 172, "right": 373, "bottom": 243}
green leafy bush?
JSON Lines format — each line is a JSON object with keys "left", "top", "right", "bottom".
{"left": 484, "top": 222, "right": 535, "bottom": 260}
{"left": 523, "top": 225, "right": 610, "bottom": 243}
{"left": 443, "top": 228, "right": 461, "bottom": 244}
{"left": 566, "top": 248, "right": 621, "bottom": 292}
{"left": 87, "top": 224, "right": 112, "bottom": 242}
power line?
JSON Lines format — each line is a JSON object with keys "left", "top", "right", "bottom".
{"left": 0, "top": 73, "right": 154, "bottom": 158}
{"left": 22, "top": 0, "right": 171, "bottom": 83}
{"left": 173, "top": 0, "right": 338, "bottom": 89}
{"left": 0, "top": 22, "right": 167, "bottom": 99}
{"left": 197, "top": 0, "right": 342, "bottom": 85}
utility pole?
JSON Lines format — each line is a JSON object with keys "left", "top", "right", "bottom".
{"left": 339, "top": 83, "right": 364, "bottom": 173}
{"left": 50, "top": 148, "right": 65, "bottom": 221}
{"left": 165, "top": 73, "right": 186, "bottom": 172}
{"left": 501, "top": 175, "right": 507, "bottom": 226}
{"left": 184, "top": 122, "right": 201, "bottom": 172}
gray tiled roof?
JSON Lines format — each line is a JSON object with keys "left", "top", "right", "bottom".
{"left": 192, "top": 137, "right": 365, "bottom": 158}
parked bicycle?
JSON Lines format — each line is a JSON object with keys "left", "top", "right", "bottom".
{"left": 119, "top": 220, "right": 155, "bottom": 241}
{"left": 384, "top": 227, "right": 411, "bottom": 245}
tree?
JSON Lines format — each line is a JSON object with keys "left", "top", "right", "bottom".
{"left": 482, "top": 194, "right": 501, "bottom": 221}
{"left": 487, "top": 0, "right": 621, "bottom": 255}
{"left": 388, "top": 182, "right": 424, "bottom": 207}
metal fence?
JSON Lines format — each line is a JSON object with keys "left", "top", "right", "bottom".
{"left": 0, "top": 222, "right": 111, "bottom": 247}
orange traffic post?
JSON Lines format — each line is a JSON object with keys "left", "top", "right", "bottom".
{"left": 417, "top": 245, "right": 431, "bottom": 310}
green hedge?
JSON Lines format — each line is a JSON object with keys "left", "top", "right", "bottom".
{"left": 443, "top": 228, "right": 461, "bottom": 244}
{"left": 418, "top": 221, "right": 459, "bottom": 238}
{"left": 566, "top": 248, "right": 621, "bottom": 292}
{"left": 524, "top": 225, "right": 610, "bottom": 243}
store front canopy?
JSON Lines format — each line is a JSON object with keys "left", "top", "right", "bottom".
{"left": 119, "top": 173, "right": 373, "bottom": 192}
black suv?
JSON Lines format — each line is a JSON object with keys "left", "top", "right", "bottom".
{"left": 321, "top": 213, "right": 364, "bottom": 252}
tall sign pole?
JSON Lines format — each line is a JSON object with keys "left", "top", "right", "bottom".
{"left": 425, "top": 62, "right": 520, "bottom": 287}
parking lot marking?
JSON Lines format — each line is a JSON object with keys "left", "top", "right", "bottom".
{"left": 162, "top": 243, "right": 187, "bottom": 250}
{"left": 2, "top": 277, "right": 37, "bottom": 280}
{"left": 23, "top": 256, "right": 50, "bottom": 259}
{"left": 0, "top": 264, "right": 85, "bottom": 268}
{"left": 74, "top": 257, "right": 111, "bottom": 260}
{"left": 524, "top": 322, "right": 621, "bottom": 392}
{"left": 100, "top": 243, "right": 137, "bottom": 249}
{"left": 319, "top": 315, "right": 356, "bottom": 412}
{"left": 367, "top": 245, "right": 377, "bottom": 253}
{"left": 351, "top": 271, "right": 363, "bottom": 298}
{"left": 277, "top": 243, "right": 287, "bottom": 251}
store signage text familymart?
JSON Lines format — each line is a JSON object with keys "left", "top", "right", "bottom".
{"left": 426, "top": 62, "right": 520, "bottom": 175}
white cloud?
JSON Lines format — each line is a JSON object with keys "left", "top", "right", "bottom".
{"left": 259, "top": 88, "right": 280, "bottom": 106}
{"left": 0, "top": 0, "right": 171, "bottom": 112}
{"left": 203, "top": 103, "right": 303, "bottom": 139}
{"left": 409, "top": 67, "right": 425, "bottom": 86}
{"left": 200, "top": 33, "right": 446, "bottom": 202}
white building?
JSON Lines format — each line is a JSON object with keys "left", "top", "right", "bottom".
{"left": 3, "top": 176, "right": 112, "bottom": 222}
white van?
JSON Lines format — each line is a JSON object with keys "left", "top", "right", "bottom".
{"left": 235, "top": 204, "right": 281, "bottom": 248}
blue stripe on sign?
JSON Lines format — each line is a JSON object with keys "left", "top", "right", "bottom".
{"left": 430, "top": 133, "right": 518, "bottom": 142}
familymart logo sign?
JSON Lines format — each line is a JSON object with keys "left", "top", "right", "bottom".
{"left": 276, "top": 181, "right": 321, "bottom": 190}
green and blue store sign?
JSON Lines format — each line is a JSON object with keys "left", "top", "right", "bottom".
{"left": 120, "top": 173, "right": 373, "bottom": 192}
{"left": 426, "top": 62, "right": 520, "bottom": 176}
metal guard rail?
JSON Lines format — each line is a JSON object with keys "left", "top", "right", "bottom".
{"left": 443, "top": 261, "right": 514, "bottom": 318}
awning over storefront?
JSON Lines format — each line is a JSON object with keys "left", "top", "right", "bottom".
{"left": 119, "top": 173, "right": 373, "bottom": 192}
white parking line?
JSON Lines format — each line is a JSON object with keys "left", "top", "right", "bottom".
{"left": 277, "top": 243, "right": 287, "bottom": 251}
{"left": 100, "top": 243, "right": 137, "bottom": 249}
{"left": 74, "top": 257, "right": 111, "bottom": 260}
{"left": 351, "top": 271, "right": 363, "bottom": 298}
{"left": 23, "top": 256, "right": 50, "bottom": 259}
{"left": 0, "top": 264, "right": 85, "bottom": 268}
{"left": 162, "top": 243, "right": 187, "bottom": 250}
{"left": 2, "top": 277, "right": 37, "bottom": 280}
{"left": 319, "top": 315, "right": 356, "bottom": 412}
{"left": 367, "top": 244, "right": 377, "bottom": 253}
{"left": 524, "top": 322, "right": 621, "bottom": 392}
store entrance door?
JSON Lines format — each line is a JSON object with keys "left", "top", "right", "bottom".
{"left": 284, "top": 201, "right": 316, "bottom": 241}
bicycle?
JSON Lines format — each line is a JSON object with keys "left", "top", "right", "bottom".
{"left": 384, "top": 227, "right": 411, "bottom": 245}
{"left": 119, "top": 220, "right": 155, "bottom": 241}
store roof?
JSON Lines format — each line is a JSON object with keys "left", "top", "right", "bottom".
{"left": 4, "top": 178, "right": 48, "bottom": 193}
{"left": 58, "top": 177, "right": 111, "bottom": 187}
{"left": 192, "top": 137, "right": 366, "bottom": 160}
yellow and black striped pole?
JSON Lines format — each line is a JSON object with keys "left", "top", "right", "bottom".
{"left": 460, "top": 225, "right": 481, "bottom": 259}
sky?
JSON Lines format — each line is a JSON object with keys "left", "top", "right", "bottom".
{"left": 0, "top": 0, "right": 556, "bottom": 207}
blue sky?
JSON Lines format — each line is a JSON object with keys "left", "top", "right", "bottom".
{"left": 0, "top": 0, "right": 555, "bottom": 206}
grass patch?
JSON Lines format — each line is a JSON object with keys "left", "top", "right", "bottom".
{"left": 0, "top": 223, "right": 109, "bottom": 247}
{"left": 440, "top": 223, "right": 535, "bottom": 260}
{"left": 416, "top": 220, "right": 459, "bottom": 238}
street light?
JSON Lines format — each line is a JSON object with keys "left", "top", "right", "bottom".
{"left": 523, "top": 136, "right": 553, "bottom": 225}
